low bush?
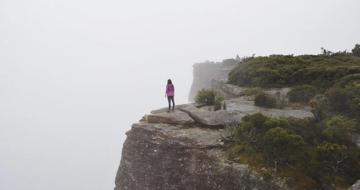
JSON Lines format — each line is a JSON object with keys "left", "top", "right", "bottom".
{"left": 326, "top": 87, "right": 351, "bottom": 113}
{"left": 288, "top": 85, "right": 317, "bottom": 103}
{"left": 228, "top": 52, "right": 360, "bottom": 89}
{"left": 322, "top": 116, "right": 356, "bottom": 144}
{"left": 264, "top": 127, "right": 306, "bottom": 166}
{"left": 214, "top": 96, "right": 224, "bottom": 111}
{"left": 195, "top": 89, "right": 216, "bottom": 105}
{"left": 195, "top": 89, "right": 225, "bottom": 110}
{"left": 227, "top": 113, "right": 360, "bottom": 189}
{"left": 254, "top": 92, "right": 277, "bottom": 108}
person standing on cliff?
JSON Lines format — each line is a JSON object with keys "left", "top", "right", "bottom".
{"left": 165, "top": 79, "right": 175, "bottom": 112}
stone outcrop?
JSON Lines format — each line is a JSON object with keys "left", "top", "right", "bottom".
{"left": 211, "top": 80, "right": 246, "bottom": 99}
{"left": 115, "top": 58, "right": 359, "bottom": 190}
{"left": 115, "top": 97, "right": 314, "bottom": 190}
{"left": 114, "top": 56, "right": 320, "bottom": 189}
{"left": 178, "top": 105, "right": 245, "bottom": 128}
{"left": 188, "top": 59, "right": 238, "bottom": 101}
{"left": 225, "top": 98, "right": 313, "bottom": 119}
{"left": 352, "top": 133, "right": 360, "bottom": 148}
{"left": 349, "top": 180, "right": 360, "bottom": 190}
{"left": 211, "top": 80, "right": 291, "bottom": 101}
{"left": 115, "top": 120, "right": 290, "bottom": 190}
{"left": 144, "top": 110, "right": 195, "bottom": 126}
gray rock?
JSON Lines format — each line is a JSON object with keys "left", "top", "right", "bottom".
{"left": 179, "top": 105, "right": 245, "bottom": 128}
{"left": 348, "top": 180, "right": 360, "bottom": 190}
{"left": 144, "top": 110, "right": 195, "bottom": 125}
{"left": 225, "top": 99, "right": 314, "bottom": 119}
{"left": 211, "top": 79, "right": 291, "bottom": 100}
{"left": 114, "top": 123, "right": 291, "bottom": 190}
{"left": 150, "top": 104, "right": 194, "bottom": 114}
{"left": 352, "top": 133, "right": 360, "bottom": 148}
{"left": 211, "top": 80, "right": 246, "bottom": 99}
{"left": 263, "top": 88, "right": 291, "bottom": 98}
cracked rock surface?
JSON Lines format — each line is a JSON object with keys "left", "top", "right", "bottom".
{"left": 114, "top": 122, "right": 290, "bottom": 190}
{"left": 115, "top": 87, "right": 315, "bottom": 190}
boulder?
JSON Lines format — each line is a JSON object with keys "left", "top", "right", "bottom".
{"left": 114, "top": 122, "right": 290, "bottom": 190}
{"left": 211, "top": 80, "right": 246, "bottom": 98}
{"left": 349, "top": 180, "right": 360, "bottom": 190}
{"left": 179, "top": 105, "right": 244, "bottom": 128}
{"left": 352, "top": 133, "right": 360, "bottom": 148}
{"left": 144, "top": 110, "right": 195, "bottom": 125}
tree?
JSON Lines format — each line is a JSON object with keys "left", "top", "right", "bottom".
{"left": 254, "top": 92, "right": 277, "bottom": 108}
{"left": 264, "top": 127, "right": 306, "bottom": 171}
{"left": 352, "top": 44, "right": 360, "bottom": 57}
{"left": 321, "top": 47, "right": 333, "bottom": 56}
{"left": 322, "top": 116, "right": 356, "bottom": 144}
{"left": 326, "top": 87, "right": 351, "bottom": 113}
{"left": 234, "top": 113, "right": 268, "bottom": 145}
{"left": 316, "top": 142, "right": 348, "bottom": 175}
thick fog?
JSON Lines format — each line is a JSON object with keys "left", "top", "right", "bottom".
{"left": 0, "top": 0, "right": 359, "bottom": 189}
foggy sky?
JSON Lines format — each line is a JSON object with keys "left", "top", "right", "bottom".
{"left": 1, "top": 0, "right": 360, "bottom": 189}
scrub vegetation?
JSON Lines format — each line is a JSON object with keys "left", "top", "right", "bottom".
{"left": 226, "top": 45, "right": 360, "bottom": 189}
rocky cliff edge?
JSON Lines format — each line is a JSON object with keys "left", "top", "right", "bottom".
{"left": 114, "top": 89, "right": 316, "bottom": 190}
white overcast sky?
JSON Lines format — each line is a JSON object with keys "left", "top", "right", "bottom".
{"left": 0, "top": 0, "right": 359, "bottom": 190}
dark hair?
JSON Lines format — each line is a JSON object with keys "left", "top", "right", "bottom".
{"left": 167, "top": 79, "right": 172, "bottom": 85}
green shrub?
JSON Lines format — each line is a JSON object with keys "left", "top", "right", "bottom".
{"left": 214, "top": 96, "right": 224, "bottom": 111}
{"left": 336, "top": 73, "right": 360, "bottom": 88}
{"left": 326, "top": 74, "right": 360, "bottom": 117}
{"left": 322, "top": 116, "right": 356, "bottom": 144}
{"left": 227, "top": 113, "right": 360, "bottom": 189}
{"left": 233, "top": 113, "right": 268, "bottom": 145}
{"left": 228, "top": 53, "right": 360, "bottom": 88}
{"left": 254, "top": 92, "right": 277, "bottom": 108}
{"left": 195, "top": 89, "right": 216, "bottom": 105}
{"left": 195, "top": 89, "right": 225, "bottom": 110}
{"left": 309, "top": 95, "right": 327, "bottom": 121}
{"left": 316, "top": 142, "right": 348, "bottom": 175}
{"left": 288, "top": 85, "right": 317, "bottom": 103}
{"left": 223, "top": 121, "right": 240, "bottom": 139}
{"left": 326, "top": 87, "right": 351, "bottom": 113}
{"left": 264, "top": 127, "right": 306, "bottom": 166}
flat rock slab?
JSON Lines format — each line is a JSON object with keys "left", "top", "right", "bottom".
{"left": 132, "top": 123, "right": 224, "bottom": 148}
{"left": 150, "top": 104, "right": 194, "bottom": 114}
{"left": 116, "top": 122, "right": 290, "bottom": 190}
{"left": 179, "top": 105, "right": 245, "bottom": 128}
{"left": 225, "top": 99, "right": 314, "bottom": 119}
{"left": 145, "top": 110, "right": 195, "bottom": 125}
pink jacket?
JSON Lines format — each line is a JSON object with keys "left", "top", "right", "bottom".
{"left": 165, "top": 84, "right": 175, "bottom": 96}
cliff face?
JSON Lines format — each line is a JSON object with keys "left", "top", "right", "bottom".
{"left": 114, "top": 59, "right": 360, "bottom": 190}
{"left": 114, "top": 109, "right": 291, "bottom": 190}
{"left": 114, "top": 99, "right": 314, "bottom": 190}
{"left": 188, "top": 59, "right": 237, "bottom": 101}
{"left": 115, "top": 122, "right": 284, "bottom": 190}
{"left": 114, "top": 60, "right": 316, "bottom": 190}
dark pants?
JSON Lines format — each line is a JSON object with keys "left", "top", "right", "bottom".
{"left": 167, "top": 96, "right": 175, "bottom": 111}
